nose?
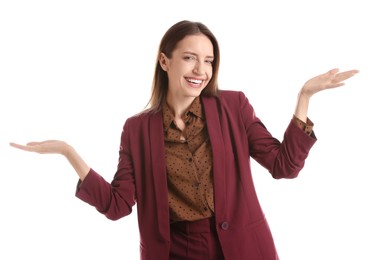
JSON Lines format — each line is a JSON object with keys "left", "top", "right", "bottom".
{"left": 193, "top": 61, "right": 205, "bottom": 75}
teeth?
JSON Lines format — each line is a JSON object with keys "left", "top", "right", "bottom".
{"left": 187, "top": 78, "right": 202, "bottom": 84}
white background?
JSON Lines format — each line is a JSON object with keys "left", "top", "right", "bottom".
{"left": 1, "top": 1, "right": 389, "bottom": 259}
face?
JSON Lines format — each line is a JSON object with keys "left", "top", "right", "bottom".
{"left": 160, "top": 34, "right": 214, "bottom": 106}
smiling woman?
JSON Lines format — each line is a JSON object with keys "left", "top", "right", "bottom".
{"left": 9, "top": 20, "right": 359, "bottom": 260}
{"left": 159, "top": 33, "right": 214, "bottom": 130}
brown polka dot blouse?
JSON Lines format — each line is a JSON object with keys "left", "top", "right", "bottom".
{"left": 163, "top": 97, "right": 214, "bottom": 223}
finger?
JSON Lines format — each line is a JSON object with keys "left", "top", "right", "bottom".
{"left": 318, "top": 69, "right": 339, "bottom": 82}
{"left": 10, "top": 142, "right": 24, "bottom": 148}
{"left": 9, "top": 142, "right": 34, "bottom": 151}
{"left": 329, "top": 82, "right": 345, "bottom": 89}
{"left": 26, "top": 142, "right": 42, "bottom": 146}
{"left": 324, "top": 68, "right": 340, "bottom": 76}
{"left": 338, "top": 70, "right": 359, "bottom": 76}
{"left": 334, "top": 70, "right": 359, "bottom": 83}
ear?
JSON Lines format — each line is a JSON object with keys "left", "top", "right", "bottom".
{"left": 159, "top": 52, "right": 169, "bottom": 72}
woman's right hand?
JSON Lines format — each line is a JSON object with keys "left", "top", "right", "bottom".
{"left": 10, "top": 140, "right": 71, "bottom": 155}
{"left": 10, "top": 140, "right": 90, "bottom": 180}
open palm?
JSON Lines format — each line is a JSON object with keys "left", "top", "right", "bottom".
{"left": 302, "top": 68, "right": 359, "bottom": 97}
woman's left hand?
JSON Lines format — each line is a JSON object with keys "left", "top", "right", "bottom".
{"left": 301, "top": 68, "right": 359, "bottom": 98}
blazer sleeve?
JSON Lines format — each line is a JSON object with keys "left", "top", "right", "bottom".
{"left": 238, "top": 91, "right": 317, "bottom": 179}
{"left": 75, "top": 119, "right": 136, "bottom": 220}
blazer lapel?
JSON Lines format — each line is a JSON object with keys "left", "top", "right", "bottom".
{"left": 201, "top": 95, "right": 227, "bottom": 217}
{"left": 149, "top": 111, "right": 170, "bottom": 239}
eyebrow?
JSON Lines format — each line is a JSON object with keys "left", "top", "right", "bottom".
{"left": 183, "top": 51, "right": 214, "bottom": 59}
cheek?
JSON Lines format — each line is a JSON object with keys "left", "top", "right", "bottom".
{"left": 206, "top": 67, "right": 213, "bottom": 80}
{"left": 167, "top": 67, "right": 181, "bottom": 81}
{"left": 170, "top": 62, "right": 188, "bottom": 77}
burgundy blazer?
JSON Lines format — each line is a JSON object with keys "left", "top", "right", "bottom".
{"left": 76, "top": 90, "right": 316, "bottom": 260}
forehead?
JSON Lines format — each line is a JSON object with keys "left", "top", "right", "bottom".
{"left": 174, "top": 34, "right": 214, "bottom": 55}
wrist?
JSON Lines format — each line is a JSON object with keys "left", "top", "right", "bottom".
{"left": 298, "top": 87, "right": 312, "bottom": 100}
{"left": 61, "top": 142, "right": 73, "bottom": 157}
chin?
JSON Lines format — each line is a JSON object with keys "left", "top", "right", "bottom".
{"left": 188, "top": 89, "right": 203, "bottom": 97}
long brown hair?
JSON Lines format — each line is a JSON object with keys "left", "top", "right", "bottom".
{"left": 146, "top": 20, "right": 220, "bottom": 112}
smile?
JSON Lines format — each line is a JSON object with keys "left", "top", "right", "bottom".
{"left": 185, "top": 77, "right": 203, "bottom": 85}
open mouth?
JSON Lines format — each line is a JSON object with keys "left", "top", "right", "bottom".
{"left": 185, "top": 77, "right": 203, "bottom": 87}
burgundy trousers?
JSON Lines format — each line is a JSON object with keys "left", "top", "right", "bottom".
{"left": 169, "top": 217, "right": 225, "bottom": 260}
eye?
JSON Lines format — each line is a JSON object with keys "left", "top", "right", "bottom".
{"left": 205, "top": 59, "right": 214, "bottom": 65}
{"left": 184, "top": 55, "right": 196, "bottom": 61}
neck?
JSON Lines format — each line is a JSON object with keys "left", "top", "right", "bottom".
{"left": 166, "top": 94, "right": 196, "bottom": 118}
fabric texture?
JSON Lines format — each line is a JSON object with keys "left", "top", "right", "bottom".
{"left": 169, "top": 217, "right": 224, "bottom": 260}
{"left": 163, "top": 97, "right": 214, "bottom": 223}
{"left": 76, "top": 90, "right": 317, "bottom": 260}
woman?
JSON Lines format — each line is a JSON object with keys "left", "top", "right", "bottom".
{"left": 10, "top": 20, "right": 359, "bottom": 260}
